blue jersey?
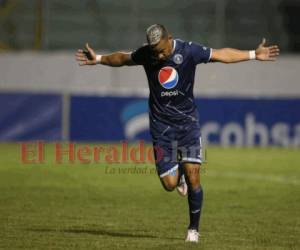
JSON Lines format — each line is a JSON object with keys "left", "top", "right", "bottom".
{"left": 131, "top": 39, "right": 211, "bottom": 127}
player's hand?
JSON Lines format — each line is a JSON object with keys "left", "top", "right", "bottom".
{"left": 255, "top": 38, "right": 280, "bottom": 61}
{"left": 75, "top": 43, "right": 97, "bottom": 66}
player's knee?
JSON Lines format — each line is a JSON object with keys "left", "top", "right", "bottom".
{"left": 185, "top": 165, "right": 200, "bottom": 189}
{"left": 187, "top": 177, "right": 200, "bottom": 190}
{"left": 160, "top": 174, "right": 178, "bottom": 192}
{"left": 161, "top": 180, "right": 177, "bottom": 192}
{"left": 163, "top": 183, "right": 176, "bottom": 192}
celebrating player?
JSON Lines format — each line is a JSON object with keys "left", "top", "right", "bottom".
{"left": 75, "top": 24, "right": 280, "bottom": 243}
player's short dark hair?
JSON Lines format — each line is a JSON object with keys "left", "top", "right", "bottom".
{"left": 146, "top": 24, "right": 169, "bottom": 46}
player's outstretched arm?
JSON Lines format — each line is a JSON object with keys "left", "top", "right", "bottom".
{"left": 210, "top": 38, "right": 280, "bottom": 63}
{"left": 75, "top": 43, "right": 136, "bottom": 67}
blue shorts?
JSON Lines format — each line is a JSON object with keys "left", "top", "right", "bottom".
{"left": 150, "top": 120, "right": 203, "bottom": 177}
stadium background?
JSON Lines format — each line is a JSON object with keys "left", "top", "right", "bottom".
{"left": 0, "top": 1, "right": 300, "bottom": 250}
{"left": 0, "top": 0, "right": 299, "bottom": 146}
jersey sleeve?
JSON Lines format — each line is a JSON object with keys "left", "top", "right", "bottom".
{"left": 131, "top": 46, "right": 148, "bottom": 65}
{"left": 189, "top": 41, "right": 212, "bottom": 64}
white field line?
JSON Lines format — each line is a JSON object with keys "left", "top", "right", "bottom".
{"left": 207, "top": 170, "right": 300, "bottom": 186}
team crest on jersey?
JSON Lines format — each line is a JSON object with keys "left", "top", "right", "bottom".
{"left": 158, "top": 66, "right": 178, "bottom": 89}
{"left": 173, "top": 54, "right": 183, "bottom": 64}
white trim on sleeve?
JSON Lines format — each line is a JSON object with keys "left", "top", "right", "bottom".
{"left": 207, "top": 48, "right": 212, "bottom": 62}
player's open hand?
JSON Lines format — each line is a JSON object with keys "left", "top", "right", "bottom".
{"left": 76, "top": 43, "right": 97, "bottom": 66}
{"left": 255, "top": 38, "right": 280, "bottom": 61}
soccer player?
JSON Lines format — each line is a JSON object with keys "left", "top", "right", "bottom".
{"left": 75, "top": 24, "right": 279, "bottom": 243}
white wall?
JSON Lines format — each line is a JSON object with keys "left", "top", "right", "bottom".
{"left": 0, "top": 52, "right": 299, "bottom": 97}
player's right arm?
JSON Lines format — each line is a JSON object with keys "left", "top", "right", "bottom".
{"left": 76, "top": 43, "right": 136, "bottom": 67}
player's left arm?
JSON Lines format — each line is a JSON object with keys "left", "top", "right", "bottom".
{"left": 210, "top": 38, "right": 280, "bottom": 63}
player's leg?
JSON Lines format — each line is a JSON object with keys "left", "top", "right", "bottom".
{"left": 152, "top": 138, "right": 180, "bottom": 191}
{"left": 153, "top": 144, "right": 187, "bottom": 193}
{"left": 184, "top": 162, "right": 203, "bottom": 231}
{"left": 184, "top": 162, "right": 203, "bottom": 243}
{"left": 151, "top": 124, "right": 185, "bottom": 192}
{"left": 159, "top": 164, "right": 179, "bottom": 191}
{"left": 178, "top": 124, "right": 203, "bottom": 242}
{"left": 157, "top": 162, "right": 186, "bottom": 193}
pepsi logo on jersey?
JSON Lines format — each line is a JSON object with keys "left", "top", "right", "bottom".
{"left": 158, "top": 66, "right": 178, "bottom": 89}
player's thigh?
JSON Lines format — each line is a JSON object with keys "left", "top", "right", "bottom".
{"left": 152, "top": 132, "right": 179, "bottom": 191}
{"left": 184, "top": 162, "right": 201, "bottom": 188}
{"left": 160, "top": 171, "right": 179, "bottom": 191}
{"left": 155, "top": 150, "right": 179, "bottom": 191}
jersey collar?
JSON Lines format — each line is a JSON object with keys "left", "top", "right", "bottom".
{"left": 172, "top": 39, "right": 177, "bottom": 53}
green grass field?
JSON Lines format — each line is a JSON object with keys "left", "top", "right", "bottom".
{"left": 0, "top": 143, "right": 299, "bottom": 250}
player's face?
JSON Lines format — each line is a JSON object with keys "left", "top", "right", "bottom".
{"left": 151, "top": 36, "right": 173, "bottom": 61}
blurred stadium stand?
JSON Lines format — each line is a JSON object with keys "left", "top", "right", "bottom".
{"left": 0, "top": 0, "right": 298, "bottom": 51}
{"left": 0, "top": 0, "right": 300, "bottom": 146}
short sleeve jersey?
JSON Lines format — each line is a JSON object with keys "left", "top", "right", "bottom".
{"left": 131, "top": 39, "right": 212, "bottom": 127}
